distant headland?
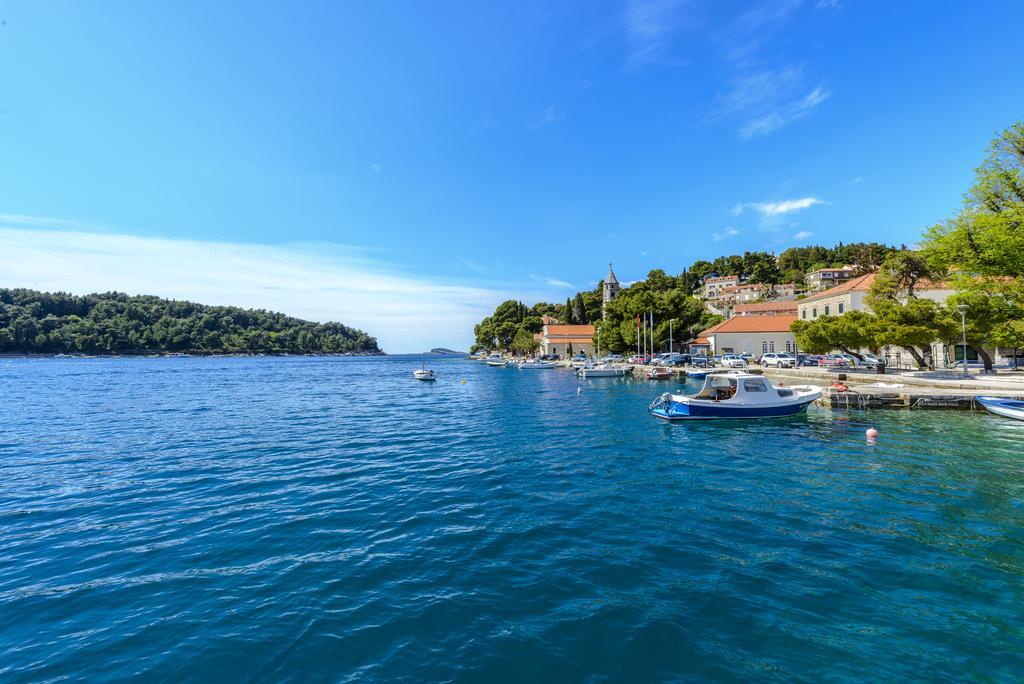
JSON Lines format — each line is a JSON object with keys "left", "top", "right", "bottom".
{"left": 0, "top": 288, "right": 382, "bottom": 356}
{"left": 427, "top": 348, "right": 466, "bottom": 355}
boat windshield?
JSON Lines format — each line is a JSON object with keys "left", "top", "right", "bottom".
{"left": 694, "top": 376, "right": 737, "bottom": 401}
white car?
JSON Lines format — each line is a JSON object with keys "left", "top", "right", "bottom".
{"left": 600, "top": 354, "right": 625, "bottom": 363}
{"left": 719, "top": 354, "right": 748, "bottom": 368}
{"left": 760, "top": 353, "right": 797, "bottom": 368}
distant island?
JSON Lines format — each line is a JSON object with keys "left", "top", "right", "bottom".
{"left": 0, "top": 288, "right": 382, "bottom": 356}
{"left": 427, "top": 348, "right": 466, "bottom": 355}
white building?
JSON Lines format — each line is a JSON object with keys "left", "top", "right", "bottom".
{"left": 699, "top": 315, "right": 798, "bottom": 356}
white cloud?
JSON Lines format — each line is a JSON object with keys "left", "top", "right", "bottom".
{"left": 532, "top": 105, "right": 566, "bottom": 128}
{"left": 793, "top": 230, "right": 814, "bottom": 240}
{"left": 0, "top": 220, "right": 531, "bottom": 353}
{"left": 622, "top": 0, "right": 694, "bottom": 67}
{"left": 733, "top": 197, "right": 824, "bottom": 216}
{"left": 541, "top": 277, "right": 576, "bottom": 289}
{"left": 737, "top": 84, "right": 831, "bottom": 139}
{"left": 852, "top": 176, "right": 864, "bottom": 184}
{"left": 711, "top": 227, "right": 740, "bottom": 241}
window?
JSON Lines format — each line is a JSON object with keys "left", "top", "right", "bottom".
{"left": 802, "top": 309, "right": 807, "bottom": 320}
{"left": 785, "top": 340, "right": 793, "bottom": 352}
{"left": 762, "top": 341, "right": 768, "bottom": 353}
{"left": 838, "top": 302, "right": 844, "bottom": 314}
{"left": 743, "top": 379, "right": 768, "bottom": 392}
{"left": 552, "top": 347, "right": 557, "bottom": 354}
{"left": 813, "top": 307, "right": 818, "bottom": 318}
{"left": 824, "top": 305, "right": 830, "bottom": 316}
{"left": 769, "top": 341, "right": 775, "bottom": 352}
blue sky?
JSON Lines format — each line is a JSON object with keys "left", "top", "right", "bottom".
{"left": 2, "top": 1, "right": 1022, "bottom": 352}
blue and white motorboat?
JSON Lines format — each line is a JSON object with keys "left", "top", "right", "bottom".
{"left": 686, "top": 369, "right": 712, "bottom": 379}
{"left": 649, "top": 372, "right": 821, "bottom": 420}
{"left": 976, "top": 396, "right": 1024, "bottom": 421}
{"left": 485, "top": 354, "right": 508, "bottom": 367}
{"left": 518, "top": 359, "right": 555, "bottom": 370}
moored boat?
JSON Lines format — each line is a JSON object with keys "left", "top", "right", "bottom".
{"left": 647, "top": 367, "right": 672, "bottom": 380}
{"left": 517, "top": 359, "right": 555, "bottom": 370}
{"left": 414, "top": 368, "right": 437, "bottom": 381}
{"left": 976, "top": 396, "right": 1024, "bottom": 421}
{"left": 485, "top": 354, "right": 508, "bottom": 367}
{"left": 649, "top": 373, "right": 821, "bottom": 420}
{"left": 578, "top": 363, "right": 630, "bottom": 378}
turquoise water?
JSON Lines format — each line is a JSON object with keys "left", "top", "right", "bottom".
{"left": 1, "top": 356, "right": 1022, "bottom": 681}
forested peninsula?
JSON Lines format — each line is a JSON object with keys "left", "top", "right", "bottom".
{"left": 0, "top": 289, "right": 381, "bottom": 356}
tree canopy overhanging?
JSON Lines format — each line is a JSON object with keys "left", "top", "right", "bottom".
{"left": 0, "top": 289, "right": 381, "bottom": 355}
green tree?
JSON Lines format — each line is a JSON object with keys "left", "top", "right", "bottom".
{"left": 923, "top": 121, "right": 1024, "bottom": 369}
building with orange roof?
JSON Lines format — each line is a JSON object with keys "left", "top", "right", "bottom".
{"left": 697, "top": 315, "right": 798, "bottom": 356}
{"left": 733, "top": 301, "right": 798, "bottom": 316}
{"left": 538, "top": 324, "right": 595, "bottom": 357}
{"left": 796, "top": 273, "right": 955, "bottom": 322}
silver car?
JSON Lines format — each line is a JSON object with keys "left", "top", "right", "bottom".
{"left": 720, "top": 354, "right": 748, "bottom": 368}
{"left": 760, "top": 353, "right": 797, "bottom": 368}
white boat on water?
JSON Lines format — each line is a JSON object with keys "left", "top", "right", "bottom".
{"left": 485, "top": 354, "right": 508, "bottom": 367}
{"left": 414, "top": 367, "right": 437, "bottom": 381}
{"left": 976, "top": 396, "right": 1024, "bottom": 421}
{"left": 578, "top": 363, "right": 630, "bottom": 378}
{"left": 649, "top": 373, "right": 821, "bottom": 420}
{"left": 518, "top": 359, "right": 555, "bottom": 370}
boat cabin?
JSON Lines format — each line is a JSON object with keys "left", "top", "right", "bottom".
{"left": 692, "top": 373, "right": 794, "bottom": 402}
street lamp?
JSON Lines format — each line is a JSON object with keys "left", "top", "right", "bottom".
{"left": 956, "top": 304, "right": 969, "bottom": 379}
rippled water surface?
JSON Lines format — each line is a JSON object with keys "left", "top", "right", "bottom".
{"left": 2, "top": 356, "right": 1023, "bottom": 681}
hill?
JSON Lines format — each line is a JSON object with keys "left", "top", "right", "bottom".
{"left": 0, "top": 288, "right": 381, "bottom": 356}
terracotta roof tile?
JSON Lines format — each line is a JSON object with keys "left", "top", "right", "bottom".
{"left": 700, "top": 315, "right": 797, "bottom": 335}
{"left": 733, "top": 301, "right": 798, "bottom": 313}
{"left": 544, "top": 325, "right": 595, "bottom": 336}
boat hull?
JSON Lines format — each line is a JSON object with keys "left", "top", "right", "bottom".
{"left": 651, "top": 397, "right": 817, "bottom": 420}
{"left": 976, "top": 396, "right": 1024, "bottom": 421}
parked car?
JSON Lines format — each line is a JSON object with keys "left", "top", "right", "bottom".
{"left": 720, "top": 354, "right": 748, "bottom": 368}
{"left": 818, "top": 354, "right": 851, "bottom": 368}
{"left": 627, "top": 354, "right": 650, "bottom": 365}
{"left": 860, "top": 353, "right": 883, "bottom": 366}
{"left": 539, "top": 354, "right": 560, "bottom": 361}
{"left": 658, "top": 353, "right": 687, "bottom": 367}
{"left": 572, "top": 352, "right": 588, "bottom": 362}
{"left": 797, "top": 353, "right": 822, "bottom": 367}
{"left": 709, "top": 355, "right": 723, "bottom": 366}
{"left": 689, "top": 355, "right": 710, "bottom": 368}
{"left": 601, "top": 354, "right": 625, "bottom": 363}
{"left": 740, "top": 352, "right": 756, "bottom": 363}
{"left": 649, "top": 353, "right": 672, "bottom": 366}
{"left": 759, "top": 352, "right": 796, "bottom": 368}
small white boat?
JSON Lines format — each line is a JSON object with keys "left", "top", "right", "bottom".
{"left": 485, "top": 354, "right": 507, "bottom": 367}
{"left": 647, "top": 367, "right": 672, "bottom": 380}
{"left": 976, "top": 396, "right": 1024, "bottom": 421}
{"left": 649, "top": 373, "right": 821, "bottom": 420}
{"left": 414, "top": 368, "right": 436, "bottom": 381}
{"left": 578, "top": 363, "right": 629, "bottom": 378}
{"left": 517, "top": 359, "right": 555, "bottom": 370}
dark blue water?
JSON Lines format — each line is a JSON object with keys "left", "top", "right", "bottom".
{"left": 1, "top": 356, "right": 1022, "bottom": 681}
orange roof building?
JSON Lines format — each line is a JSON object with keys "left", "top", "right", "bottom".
{"left": 733, "top": 301, "right": 798, "bottom": 316}
{"left": 538, "top": 324, "right": 596, "bottom": 357}
{"left": 698, "top": 315, "right": 798, "bottom": 356}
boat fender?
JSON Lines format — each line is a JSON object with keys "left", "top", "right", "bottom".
{"left": 866, "top": 427, "right": 879, "bottom": 441}
{"left": 830, "top": 382, "right": 849, "bottom": 392}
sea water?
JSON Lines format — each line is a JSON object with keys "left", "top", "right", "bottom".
{"left": 1, "top": 356, "right": 1022, "bottom": 681}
